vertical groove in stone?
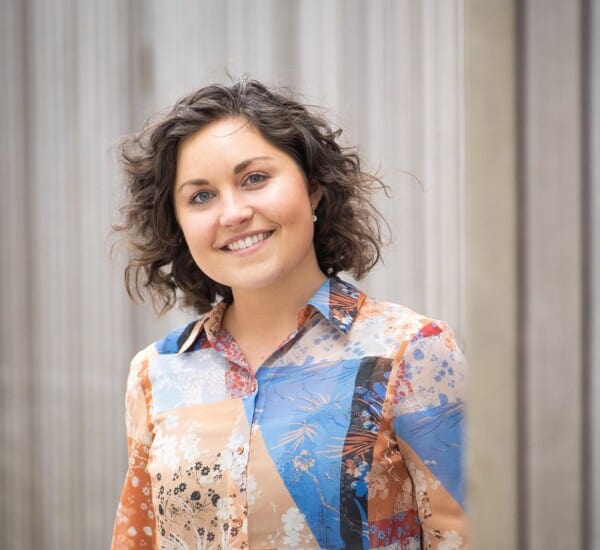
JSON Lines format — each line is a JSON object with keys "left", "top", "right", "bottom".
{"left": 580, "top": 1, "right": 592, "bottom": 547}
{"left": 588, "top": 1, "right": 600, "bottom": 548}
{"left": 456, "top": 0, "right": 468, "bottom": 339}
{"left": 515, "top": 0, "right": 528, "bottom": 547}
{"left": 0, "top": 0, "right": 34, "bottom": 547}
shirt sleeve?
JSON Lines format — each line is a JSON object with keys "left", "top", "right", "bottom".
{"left": 392, "top": 320, "right": 468, "bottom": 549}
{"left": 111, "top": 351, "right": 156, "bottom": 549}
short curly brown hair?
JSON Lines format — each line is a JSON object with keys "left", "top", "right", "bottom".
{"left": 115, "top": 78, "right": 389, "bottom": 315}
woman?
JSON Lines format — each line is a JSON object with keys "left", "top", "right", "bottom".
{"left": 111, "top": 79, "right": 467, "bottom": 549}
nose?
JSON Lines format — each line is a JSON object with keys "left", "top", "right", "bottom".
{"left": 218, "top": 192, "right": 253, "bottom": 227}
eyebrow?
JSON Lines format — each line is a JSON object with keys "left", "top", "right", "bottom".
{"left": 177, "top": 156, "right": 274, "bottom": 193}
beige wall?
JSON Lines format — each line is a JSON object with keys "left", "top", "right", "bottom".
{"left": 466, "top": 0, "right": 600, "bottom": 549}
{"left": 464, "top": 3, "right": 518, "bottom": 547}
{"left": 466, "top": 2, "right": 594, "bottom": 548}
{"left": 0, "top": 1, "right": 596, "bottom": 548}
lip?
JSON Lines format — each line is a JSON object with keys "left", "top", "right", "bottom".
{"left": 218, "top": 230, "right": 274, "bottom": 252}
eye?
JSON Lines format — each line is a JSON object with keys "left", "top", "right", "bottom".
{"left": 244, "top": 173, "right": 266, "bottom": 187}
{"left": 190, "top": 190, "right": 215, "bottom": 204}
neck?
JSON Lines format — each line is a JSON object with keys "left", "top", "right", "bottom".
{"left": 224, "top": 269, "right": 327, "bottom": 336}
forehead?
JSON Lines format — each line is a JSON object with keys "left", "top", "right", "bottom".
{"left": 179, "top": 117, "right": 269, "bottom": 154}
{"left": 175, "top": 117, "right": 295, "bottom": 179}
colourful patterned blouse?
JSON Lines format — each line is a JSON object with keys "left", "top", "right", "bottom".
{"left": 111, "top": 277, "right": 467, "bottom": 549}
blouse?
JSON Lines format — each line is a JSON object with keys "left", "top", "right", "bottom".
{"left": 111, "top": 277, "right": 467, "bottom": 549}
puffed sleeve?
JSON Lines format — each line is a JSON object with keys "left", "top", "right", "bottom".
{"left": 111, "top": 350, "right": 156, "bottom": 549}
{"left": 392, "top": 320, "right": 468, "bottom": 548}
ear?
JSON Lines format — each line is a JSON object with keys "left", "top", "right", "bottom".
{"left": 309, "top": 182, "right": 323, "bottom": 209}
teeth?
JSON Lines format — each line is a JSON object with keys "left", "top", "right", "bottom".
{"left": 226, "top": 232, "right": 270, "bottom": 251}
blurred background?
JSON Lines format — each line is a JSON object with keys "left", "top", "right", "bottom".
{"left": 0, "top": 0, "right": 597, "bottom": 548}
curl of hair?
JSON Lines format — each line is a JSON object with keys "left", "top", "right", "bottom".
{"left": 114, "top": 78, "right": 389, "bottom": 315}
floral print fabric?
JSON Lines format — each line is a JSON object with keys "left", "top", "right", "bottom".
{"left": 111, "top": 278, "right": 467, "bottom": 549}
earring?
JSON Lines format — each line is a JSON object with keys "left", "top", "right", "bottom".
{"left": 312, "top": 208, "right": 317, "bottom": 222}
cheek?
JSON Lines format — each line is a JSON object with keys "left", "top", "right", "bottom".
{"left": 261, "top": 177, "right": 311, "bottom": 218}
{"left": 178, "top": 214, "right": 214, "bottom": 245}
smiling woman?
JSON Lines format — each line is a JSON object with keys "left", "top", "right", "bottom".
{"left": 116, "top": 80, "right": 385, "bottom": 316}
{"left": 173, "top": 118, "right": 324, "bottom": 302}
{"left": 111, "top": 79, "right": 468, "bottom": 549}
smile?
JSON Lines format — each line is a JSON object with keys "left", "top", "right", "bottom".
{"left": 223, "top": 231, "right": 273, "bottom": 251}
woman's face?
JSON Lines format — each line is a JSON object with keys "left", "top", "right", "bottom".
{"left": 173, "top": 117, "right": 323, "bottom": 294}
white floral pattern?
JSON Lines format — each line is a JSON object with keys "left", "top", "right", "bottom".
{"left": 438, "top": 530, "right": 465, "bottom": 550}
{"left": 282, "top": 507, "right": 307, "bottom": 547}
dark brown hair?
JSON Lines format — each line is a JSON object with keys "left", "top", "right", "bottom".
{"left": 115, "top": 78, "right": 389, "bottom": 314}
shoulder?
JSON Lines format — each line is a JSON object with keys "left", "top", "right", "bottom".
{"left": 154, "top": 320, "right": 201, "bottom": 354}
{"left": 355, "top": 294, "right": 465, "bottom": 403}
{"left": 126, "top": 319, "right": 200, "bottom": 381}
{"left": 356, "top": 294, "right": 459, "bottom": 347}
{"left": 134, "top": 315, "right": 207, "bottom": 359}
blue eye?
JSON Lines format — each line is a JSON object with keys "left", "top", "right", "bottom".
{"left": 190, "top": 190, "right": 214, "bottom": 204}
{"left": 244, "top": 173, "right": 266, "bottom": 186}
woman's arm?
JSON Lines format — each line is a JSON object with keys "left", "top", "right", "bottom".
{"left": 393, "top": 321, "right": 468, "bottom": 549}
{"left": 111, "top": 353, "right": 156, "bottom": 549}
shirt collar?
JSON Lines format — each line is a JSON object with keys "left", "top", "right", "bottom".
{"left": 305, "top": 277, "right": 365, "bottom": 334}
{"left": 177, "top": 277, "right": 365, "bottom": 354}
{"left": 177, "top": 301, "right": 227, "bottom": 354}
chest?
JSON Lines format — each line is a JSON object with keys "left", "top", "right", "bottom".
{"left": 144, "top": 351, "right": 415, "bottom": 549}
